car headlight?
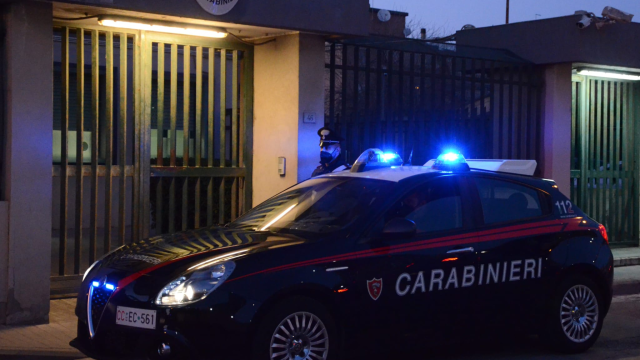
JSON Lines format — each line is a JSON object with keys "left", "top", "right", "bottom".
{"left": 155, "top": 261, "right": 235, "bottom": 306}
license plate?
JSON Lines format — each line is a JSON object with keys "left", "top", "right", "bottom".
{"left": 115, "top": 306, "right": 156, "bottom": 330}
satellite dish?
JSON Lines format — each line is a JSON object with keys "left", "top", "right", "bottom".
{"left": 461, "top": 24, "right": 476, "bottom": 30}
{"left": 377, "top": 9, "right": 391, "bottom": 22}
{"left": 403, "top": 28, "right": 412, "bottom": 37}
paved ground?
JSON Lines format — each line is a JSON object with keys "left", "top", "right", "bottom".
{"left": 0, "top": 299, "right": 84, "bottom": 359}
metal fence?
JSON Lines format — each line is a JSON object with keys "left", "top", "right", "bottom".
{"left": 570, "top": 76, "right": 639, "bottom": 246}
{"left": 324, "top": 40, "right": 544, "bottom": 168}
{"left": 51, "top": 23, "right": 253, "bottom": 297}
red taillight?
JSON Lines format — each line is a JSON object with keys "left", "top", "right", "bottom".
{"left": 598, "top": 224, "right": 609, "bottom": 244}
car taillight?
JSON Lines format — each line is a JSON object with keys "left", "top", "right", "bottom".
{"left": 598, "top": 224, "right": 609, "bottom": 244}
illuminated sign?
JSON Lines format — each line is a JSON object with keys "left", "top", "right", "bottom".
{"left": 196, "top": 0, "right": 239, "bottom": 16}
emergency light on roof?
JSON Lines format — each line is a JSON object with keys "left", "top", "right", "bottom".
{"left": 429, "top": 152, "right": 470, "bottom": 172}
{"left": 351, "top": 148, "right": 403, "bottom": 173}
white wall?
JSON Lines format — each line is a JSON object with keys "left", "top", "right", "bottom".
{"left": 541, "top": 63, "right": 572, "bottom": 196}
{"left": 2, "top": 1, "right": 53, "bottom": 325}
{"left": 253, "top": 34, "right": 326, "bottom": 206}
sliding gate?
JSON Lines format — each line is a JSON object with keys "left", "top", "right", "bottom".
{"left": 51, "top": 23, "right": 253, "bottom": 296}
{"left": 571, "top": 75, "right": 639, "bottom": 246}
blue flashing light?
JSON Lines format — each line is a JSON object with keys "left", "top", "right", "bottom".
{"left": 381, "top": 153, "right": 397, "bottom": 162}
{"left": 432, "top": 151, "right": 470, "bottom": 172}
{"left": 351, "top": 148, "right": 403, "bottom": 173}
{"left": 441, "top": 152, "right": 460, "bottom": 162}
{"left": 92, "top": 281, "right": 100, "bottom": 287}
{"left": 105, "top": 283, "right": 116, "bottom": 291}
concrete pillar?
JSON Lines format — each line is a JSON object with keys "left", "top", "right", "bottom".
{"left": 1, "top": 1, "right": 53, "bottom": 325}
{"left": 253, "top": 34, "right": 325, "bottom": 205}
{"left": 541, "top": 63, "right": 572, "bottom": 197}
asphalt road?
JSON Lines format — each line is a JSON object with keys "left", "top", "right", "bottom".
{"left": 422, "top": 294, "right": 640, "bottom": 360}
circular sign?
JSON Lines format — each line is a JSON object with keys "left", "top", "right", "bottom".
{"left": 377, "top": 9, "right": 391, "bottom": 22}
{"left": 196, "top": 0, "right": 239, "bottom": 16}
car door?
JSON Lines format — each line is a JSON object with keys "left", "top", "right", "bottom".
{"left": 348, "top": 175, "right": 482, "bottom": 342}
{"left": 467, "top": 175, "right": 555, "bottom": 326}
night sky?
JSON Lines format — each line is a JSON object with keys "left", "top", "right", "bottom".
{"left": 370, "top": 0, "right": 640, "bottom": 36}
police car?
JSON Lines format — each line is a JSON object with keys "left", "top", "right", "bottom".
{"left": 75, "top": 149, "right": 613, "bottom": 360}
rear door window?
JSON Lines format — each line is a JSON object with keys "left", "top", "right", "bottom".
{"left": 474, "top": 177, "right": 548, "bottom": 224}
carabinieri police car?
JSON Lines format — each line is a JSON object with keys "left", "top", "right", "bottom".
{"left": 74, "top": 149, "right": 613, "bottom": 360}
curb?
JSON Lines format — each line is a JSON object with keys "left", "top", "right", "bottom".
{"left": 614, "top": 257, "right": 640, "bottom": 267}
{"left": 0, "top": 348, "right": 84, "bottom": 357}
{"left": 613, "top": 280, "right": 640, "bottom": 297}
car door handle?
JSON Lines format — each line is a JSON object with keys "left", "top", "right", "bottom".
{"left": 447, "top": 247, "right": 474, "bottom": 254}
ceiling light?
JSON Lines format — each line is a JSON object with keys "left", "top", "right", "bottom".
{"left": 577, "top": 68, "right": 640, "bottom": 81}
{"left": 98, "top": 15, "right": 227, "bottom": 38}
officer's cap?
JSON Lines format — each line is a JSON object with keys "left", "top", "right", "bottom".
{"left": 317, "top": 127, "right": 343, "bottom": 147}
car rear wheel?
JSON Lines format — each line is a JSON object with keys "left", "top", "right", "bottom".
{"left": 545, "top": 276, "right": 604, "bottom": 353}
{"left": 253, "top": 297, "right": 337, "bottom": 360}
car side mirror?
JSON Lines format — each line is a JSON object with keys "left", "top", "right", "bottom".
{"left": 381, "top": 218, "right": 416, "bottom": 240}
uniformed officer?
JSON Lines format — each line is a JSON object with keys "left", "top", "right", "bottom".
{"left": 311, "top": 127, "right": 349, "bottom": 177}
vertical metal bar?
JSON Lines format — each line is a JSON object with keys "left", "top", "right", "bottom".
{"left": 207, "top": 48, "right": 215, "bottom": 226}
{"left": 140, "top": 33, "right": 151, "bottom": 240}
{"left": 183, "top": 45, "right": 191, "bottom": 165}
{"left": 156, "top": 42, "right": 165, "bottom": 234}
{"left": 195, "top": 47, "right": 203, "bottom": 228}
{"left": 169, "top": 43, "right": 177, "bottom": 234}
{"left": 242, "top": 50, "right": 254, "bottom": 214}
{"left": 329, "top": 43, "right": 336, "bottom": 130}
{"left": 376, "top": 49, "right": 383, "bottom": 147}
{"left": 90, "top": 30, "right": 99, "bottom": 263}
{"left": 595, "top": 80, "right": 602, "bottom": 222}
{"left": 603, "top": 81, "right": 610, "bottom": 229}
{"left": 342, "top": 45, "right": 349, "bottom": 145}
{"left": 132, "top": 33, "right": 141, "bottom": 242}
{"left": 195, "top": 47, "right": 203, "bottom": 168}
{"left": 579, "top": 79, "right": 588, "bottom": 209}
{"left": 219, "top": 49, "right": 227, "bottom": 224}
{"left": 614, "top": 82, "right": 621, "bottom": 241}
{"left": 231, "top": 50, "right": 239, "bottom": 219}
{"left": 238, "top": 52, "right": 245, "bottom": 216}
{"left": 364, "top": 48, "right": 371, "bottom": 151}
{"left": 170, "top": 44, "right": 178, "bottom": 167}
{"left": 352, "top": 46, "right": 359, "bottom": 159}
{"left": 59, "top": 27, "right": 70, "bottom": 275}
{"left": 498, "top": 63, "right": 505, "bottom": 157}
{"left": 588, "top": 80, "right": 598, "bottom": 217}
{"left": 157, "top": 43, "right": 165, "bottom": 166}
{"left": 220, "top": 49, "right": 227, "bottom": 167}
{"left": 516, "top": 66, "right": 524, "bottom": 158}
{"left": 75, "top": 28, "right": 85, "bottom": 274}
{"left": 182, "top": 45, "right": 190, "bottom": 231}
{"left": 104, "top": 31, "right": 113, "bottom": 254}
{"left": 632, "top": 83, "right": 639, "bottom": 244}
{"left": 119, "top": 33, "right": 127, "bottom": 245}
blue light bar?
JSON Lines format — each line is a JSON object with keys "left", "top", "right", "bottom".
{"left": 92, "top": 281, "right": 100, "bottom": 287}
{"left": 105, "top": 283, "right": 115, "bottom": 291}
{"left": 431, "top": 151, "right": 470, "bottom": 172}
{"left": 441, "top": 152, "right": 460, "bottom": 162}
{"left": 351, "top": 148, "right": 403, "bottom": 173}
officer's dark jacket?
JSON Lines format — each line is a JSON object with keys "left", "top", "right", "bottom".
{"left": 311, "top": 154, "right": 349, "bottom": 177}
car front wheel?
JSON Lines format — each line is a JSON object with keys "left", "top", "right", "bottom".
{"left": 545, "top": 276, "right": 604, "bottom": 353}
{"left": 253, "top": 297, "right": 337, "bottom": 360}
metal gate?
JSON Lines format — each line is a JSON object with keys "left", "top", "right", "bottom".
{"left": 325, "top": 40, "right": 544, "bottom": 167}
{"left": 51, "top": 23, "right": 253, "bottom": 296}
{"left": 571, "top": 75, "right": 639, "bottom": 246}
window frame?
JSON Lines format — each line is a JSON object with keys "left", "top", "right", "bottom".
{"left": 467, "top": 174, "right": 553, "bottom": 228}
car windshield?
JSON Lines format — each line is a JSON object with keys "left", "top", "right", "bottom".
{"left": 229, "top": 177, "right": 394, "bottom": 235}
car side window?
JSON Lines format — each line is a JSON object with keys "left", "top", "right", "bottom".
{"left": 474, "top": 177, "right": 546, "bottom": 224}
{"left": 385, "top": 178, "right": 462, "bottom": 233}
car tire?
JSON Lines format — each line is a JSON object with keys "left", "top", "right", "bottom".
{"left": 543, "top": 276, "right": 604, "bottom": 353}
{"left": 252, "top": 296, "right": 338, "bottom": 360}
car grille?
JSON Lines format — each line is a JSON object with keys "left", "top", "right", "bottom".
{"left": 89, "top": 287, "right": 112, "bottom": 336}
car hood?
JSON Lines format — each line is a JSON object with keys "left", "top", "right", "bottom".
{"left": 99, "top": 227, "right": 278, "bottom": 274}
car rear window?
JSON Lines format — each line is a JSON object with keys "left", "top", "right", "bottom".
{"left": 474, "top": 177, "right": 548, "bottom": 224}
